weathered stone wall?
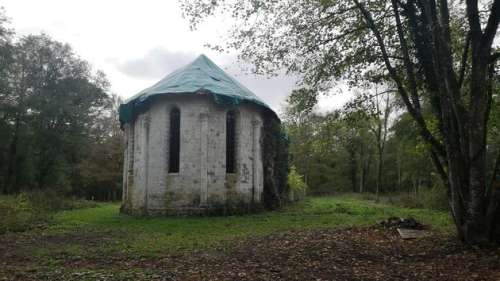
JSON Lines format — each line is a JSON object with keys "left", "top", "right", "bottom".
{"left": 121, "top": 94, "right": 264, "bottom": 215}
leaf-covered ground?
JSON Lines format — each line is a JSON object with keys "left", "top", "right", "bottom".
{"left": 1, "top": 197, "right": 499, "bottom": 280}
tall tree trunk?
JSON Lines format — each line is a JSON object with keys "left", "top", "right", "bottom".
{"left": 359, "top": 143, "right": 365, "bottom": 193}
{"left": 413, "top": 176, "right": 419, "bottom": 199}
{"left": 348, "top": 147, "right": 357, "bottom": 193}
{"left": 375, "top": 148, "right": 382, "bottom": 202}
{"left": 5, "top": 114, "right": 20, "bottom": 194}
{"left": 397, "top": 146, "right": 402, "bottom": 194}
{"left": 361, "top": 150, "right": 372, "bottom": 193}
{"left": 359, "top": 172, "right": 364, "bottom": 193}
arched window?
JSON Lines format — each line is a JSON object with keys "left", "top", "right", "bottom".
{"left": 226, "top": 110, "right": 237, "bottom": 174}
{"left": 169, "top": 107, "right": 180, "bottom": 173}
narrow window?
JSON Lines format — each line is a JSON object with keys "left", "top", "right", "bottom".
{"left": 169, "top": 107, "right": 180, "bottom": 173}
{"left": 226, "top": 110, "right": 236, "bottom": 173}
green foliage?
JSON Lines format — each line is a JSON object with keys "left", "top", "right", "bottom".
{"left": 0, "top": 191, "right": 97, "bottom": 234}
{"left": 0, "top": 11, "right": 122, "bottom": 201}
{"left": 282, "top": 87, "right": 438, "bottom": 200}
{"left": 0, "top": 193, "right": 39, "bottom": 233}
{"left": 288, "top": 166, "right": 307, "bottom": 193}
{"left": 419, "top": 186, "right": 449, "bottom": 211}
{"left": 181, "top": 0, "right": 385, "bottom": 85}
{"left": 286, "top": 88, "right": 317, "bottom": 119}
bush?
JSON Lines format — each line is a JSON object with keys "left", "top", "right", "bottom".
{"left": 25, "top": 189, "right": 97, "bottom": 211}
{"left": 288, "top": 166, "right": 307, "bottom": 201}
{"left": 381, "top": 186, "right": 449, "bottom": 211}
{"left": 419, "top": 186, "right": 449, "bottom": 211}
{"left": 0, "top": 190, "right": 97, "bottom": 234}
{"left": 393, "top": 194, "right": 423, "bottom": 208}
{"left": 0, "top": 193, "right": 47, "bottom": 234}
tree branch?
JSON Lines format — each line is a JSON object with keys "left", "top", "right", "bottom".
{"left": 491, "top": 52, "right": 500, "bottom": 63}
{"left": 466, "top": 0, "right": 483, "bottom": 46}
{"left": 458, "top": 31, "right": 471, "bottom": 90}
{"left": 481, "top": 0, "right": 500, "bottom": 50}
{"left": 353, "top": 0, "right": 446, "bottom": 157}
{"left": 301, "top": 26, "right": 367, "bottom": 56}
{"left": 430, "top": 148, "right": 448, "bottom": 186}
{"left": 390, "top": 0, "right": 421, "bottom": 112}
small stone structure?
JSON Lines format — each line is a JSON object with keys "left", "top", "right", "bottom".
{"left": 119, "top": 55, "right": 279, "bottom": 215}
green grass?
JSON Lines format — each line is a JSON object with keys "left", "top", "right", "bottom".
{"left": 45, "top": 196, "right": 453, "bottom": 256}
{"left": 0, "top": 192, "right": 98, "bottom": 234}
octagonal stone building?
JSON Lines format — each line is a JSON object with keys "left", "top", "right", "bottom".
{"left": 119, "top": 55, "right": 283, "bottom": 215}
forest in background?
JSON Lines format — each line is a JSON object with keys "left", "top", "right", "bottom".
{"left": 0, "top": 10, "right": 123, "bottom": 201}
{"left": 284, "top": 84, "right": 500, "bottom": 209}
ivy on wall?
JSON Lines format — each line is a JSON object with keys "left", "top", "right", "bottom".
{"left": 262, "top": 112, "right": 290, "bottom": 209}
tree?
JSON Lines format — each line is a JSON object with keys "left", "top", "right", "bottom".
{"left": 283, "top": 88, "right": 317, "bottom": 185}
{"left": 78, "top": 94, "right": 123, "bottom": 201}
{"left": 346, "top": 86, "right": 396, "bottom": 199}
{"left": 0, "top": 8, "right": 14, "bottom": 193}
{"left": 336, "top": 110, "right": 373, "bottom": 193}
{"left": 0, "top": 33, "right": 110, "bottom": 194}
{"left": 369, "top": 90, "right": 394, "bottom": 201}
{"left": 391, "top": 112, "right": 434, "bottom": 196}
{"left": 181, "top": 0, "right": 500, "bottom": 244}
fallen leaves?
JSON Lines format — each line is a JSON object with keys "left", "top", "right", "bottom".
{"left": 1, "top": 227, "right": 499, "bottom": 280}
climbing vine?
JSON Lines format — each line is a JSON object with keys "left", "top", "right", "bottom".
{"left": 262, "top": 111, "right": 290, "bottom": 209}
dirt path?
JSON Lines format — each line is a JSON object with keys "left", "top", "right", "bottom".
{"left": 1, "top": 227, "right": 499, "bottom": 280}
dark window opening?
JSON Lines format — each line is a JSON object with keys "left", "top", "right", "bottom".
{"left": 226, "top": 110, "right": 237, "bottom": 174}
{"left": 169, "top": 107, "right": 180, "bottom": 173}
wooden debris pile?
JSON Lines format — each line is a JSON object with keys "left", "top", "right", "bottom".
{"left": 379, "top": 217, "right": 433, "bottom": 239}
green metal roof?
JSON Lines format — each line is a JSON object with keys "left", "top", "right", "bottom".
{"left": 119, "top": 54, "right": 273, "bottom": 125}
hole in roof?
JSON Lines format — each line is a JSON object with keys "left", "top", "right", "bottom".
{"left": 210, "top": 76, "right": 221, "bottom": 82}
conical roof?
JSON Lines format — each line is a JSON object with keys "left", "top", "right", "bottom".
{"left": 119, "top": 54, "right": 273, "bottom": 125}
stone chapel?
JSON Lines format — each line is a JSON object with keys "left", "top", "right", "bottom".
{"left": 119, "top": 54, "right": 281, "bottom": 215}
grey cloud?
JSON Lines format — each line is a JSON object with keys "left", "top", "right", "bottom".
{"left": 220, "top": 59, "right": 300, "bottom": 114}
{"left": 113, "top": 48, "right": 196, "bottom": 79}
{"left": 227, "top": 69, "right": 298, "bottom": 114}
{"left": 226, "top": 66, "right": 349, "bottom": 114}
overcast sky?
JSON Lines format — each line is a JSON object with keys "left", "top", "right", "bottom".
{"left": 1, "top": 0, "right": 350, "bottom": 115}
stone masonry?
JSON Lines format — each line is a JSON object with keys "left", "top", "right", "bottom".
{"left": 121, "top": 94, "right": 264, "bottom": 215}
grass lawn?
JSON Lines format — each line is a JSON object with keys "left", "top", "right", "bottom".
{"left": 7, "top": 196, "right": 488, "bottom": 281}
{"left": 43, "top": 196, "right": 453, "bottom": 256}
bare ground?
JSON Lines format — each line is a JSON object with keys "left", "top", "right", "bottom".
{"left": 1, "top": 227, "right": 499, "bottom": 281}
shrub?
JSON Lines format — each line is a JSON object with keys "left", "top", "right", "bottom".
{"left": 0, "top": 193, "right": 48, "bottom": 234}
{"left": 0, "top": 190, "right": 97, "bottom": 234}
{"left": 419, "top": 186, "right": 449, "bottom": 211}
{"left": 382, "top": 186, "right": 449, "bottom": 211}
{"left": 394, "top": 194, "right": 423, "bottom": 208}
{"left": 288, "top": 166, "right": 307, "bottom": 201}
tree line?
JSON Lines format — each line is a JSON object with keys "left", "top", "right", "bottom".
{"left": 284, "top": 86, "right": 460, "bottom": 200}
{"left": 0, "top": 10, "right": 122, "bottom": 201}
